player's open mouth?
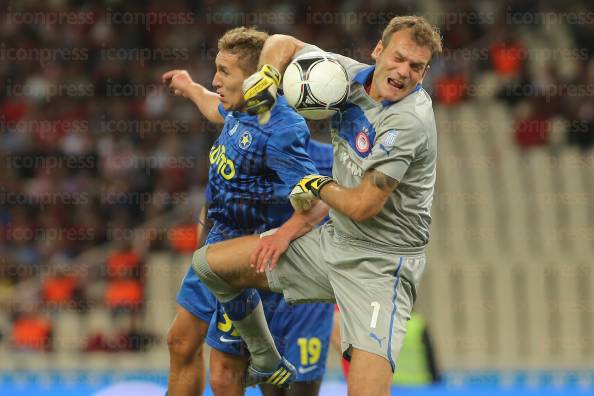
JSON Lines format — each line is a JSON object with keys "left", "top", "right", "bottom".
{"left": 387, "top": 78, "right": 404, "bottom": 90}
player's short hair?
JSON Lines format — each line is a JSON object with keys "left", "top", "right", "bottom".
{"left": 218, "top": 27, "right": 269, "bottom": 74}
{"left": 382, "top": 16, "right": 442, "bottom": 58}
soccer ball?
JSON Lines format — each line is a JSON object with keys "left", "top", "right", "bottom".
{"left": 282, "top": 52, "right": 350, "bottom": 120}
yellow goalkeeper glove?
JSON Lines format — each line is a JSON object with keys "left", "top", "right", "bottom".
{"left": 289, "top": 175, "right": 334, "bottom": 212}
{"left": 242, "top": 64, "right": 281, "bottom": 124}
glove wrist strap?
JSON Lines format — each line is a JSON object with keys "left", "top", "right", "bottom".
{"left": 313, "top": 177, "right": 334, "bottom": 198}
{"left": 260, "top": 64, "right": 281, "bottom": 86}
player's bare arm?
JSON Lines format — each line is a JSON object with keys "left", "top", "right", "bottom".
{"left": 257, "top": 34, "right": 306, "bottom": 73}
{"left": 250, "top": 200, "right": 330, "bottom": 273}
{"left": 242, "top": 34, "right": 307, "bottom": 122}
{"left": 162, "top": 69, "right": 224, "bottom": 124}
{"left": 318, "top": 170, "right": 398, "bottom": 222}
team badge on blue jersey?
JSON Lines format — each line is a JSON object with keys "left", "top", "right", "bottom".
{"left": 239, "top": 130, "right": 252, "bottom": 149}
{"left": 379, "top": 130, "right": 398, "bottom": 156}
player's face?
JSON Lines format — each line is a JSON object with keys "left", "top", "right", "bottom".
{"left": 212, "top": 51, "right": 250, "bottom": 111}
{"left": 370, "top": 29, "right": 432, "bottom": 102}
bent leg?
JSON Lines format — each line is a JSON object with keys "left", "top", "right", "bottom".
{"left": 192, "top": 236, "right": 281, "bottom": 371}
{"left": 192, "top": 227, "right": 334, "bottom": 379}
{"left": 201, "top": 234, "right": 269, "bottom": 289}
{"left": 167, "top": 305, "right": 209, "bottom": 396}
{"left": 209, "top": 348, "right": 249, "bottom": 396}
{"left": 347, "top": 348, "right": 392, "bottom": 396}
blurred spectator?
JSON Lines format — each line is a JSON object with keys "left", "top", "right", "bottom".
{"left": 490, "top": 39, "right": 525, "bottom": 78}
{"left": 104, "top": 247, "right": 143, "bottom": 312}
{"left": 42, "top": 272, "right": 80, "bottom": 307}
{"left": 435, "top": 73, "right": 467, "bottom": 105}
{"left": 169, "top": 223, "right": 198, "bottom": 253}
{"left": 563, "top": 61, "right": 594, "bottom": 150}
{"left": 104, "top": 279, "right": 143, "bottom": 311}
{"left": 11, "top": 313, "right": 52, "bottom": 351}
{"left": 567, "top": 102, "right": 594, "bottom": 150}
{"left": 106, "top": 248, "right": 141, "bottom": 279}
{"left": 514, "top": 100, "right": 551, "bottom": 149}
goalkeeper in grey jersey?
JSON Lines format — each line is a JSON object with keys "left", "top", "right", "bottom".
{"left": 192, "top": 15, "right": 442, "bottom": 396}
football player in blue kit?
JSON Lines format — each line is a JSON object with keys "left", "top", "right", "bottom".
{"left": 163, "top": 27, "right": 334, "bottom": 396}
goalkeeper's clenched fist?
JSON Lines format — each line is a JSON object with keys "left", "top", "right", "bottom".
{"left": 242, "top": 64, "right": 281, "bottom": 124}
{"left": 289, "top": 175, "right": 334, "bottom": 212}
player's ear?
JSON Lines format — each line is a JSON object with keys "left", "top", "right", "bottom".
{"left": 371, "top": 40, "right": 383, "bottom": 60}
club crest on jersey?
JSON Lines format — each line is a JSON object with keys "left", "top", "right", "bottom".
{"left": 239, "top": 130, "right": 252, "bottom": 149}
{"left": 380, "top": 130, "right": 398, "bottom": 156}
{"left": 355, "top": 130, "right": 370, "bottom": 154}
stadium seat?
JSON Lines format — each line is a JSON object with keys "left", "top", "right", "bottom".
{"left": 53, "top": 311, "right": 83, "bottom": 352}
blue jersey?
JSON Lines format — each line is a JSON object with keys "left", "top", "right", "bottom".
{"left": 207, "top": 96, "right": 317, "bottom": 237}
{"left": 306, "top": 139, "right": 333, "bottom": 177}
{"left": 204, "top": 138, "right": 332, "bottom": 204}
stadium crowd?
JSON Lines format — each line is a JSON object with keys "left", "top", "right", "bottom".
{"left": 0, "top": 0, "right": 592, "bottom": 351}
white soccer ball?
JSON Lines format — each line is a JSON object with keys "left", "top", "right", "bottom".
{"left": 282, "top": 52, "right": 350, "bottom": 120}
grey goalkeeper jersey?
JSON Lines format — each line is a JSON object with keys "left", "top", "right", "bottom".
{"left": 294, "top": 45, "right": 437, "bottom": 252}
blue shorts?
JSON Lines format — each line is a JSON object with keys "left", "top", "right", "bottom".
{"left": 175, "top": 230, "right": 228, "bottom": 323}
{"left": 206, "top": 291, "right": 334, "bottom": 382}
{"left": 176, "top": 266, "right": 217, "bottom": 323}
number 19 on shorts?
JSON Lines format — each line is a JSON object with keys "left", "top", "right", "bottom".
{"left": 297, "top": 337, "right": 321, "bottom": 365}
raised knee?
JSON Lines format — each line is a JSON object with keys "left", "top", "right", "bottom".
{"left": 191, "top": 246, "right": 209, "bottom": 282}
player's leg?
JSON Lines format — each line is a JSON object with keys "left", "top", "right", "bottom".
{"left": 348, "top": 349, "right": 393, "bottom": 396}
{"left": 167, "top": 204, "right": 213, "bottom": 396}
{"left": 205, "top": 301, "right": 253, "bottom": 394}
{"left": 166, "top": 305, "right": 208, "bottom": 396}
{"left": 259, "top": 295, "right": 333, "bottom": 396}
{"left": 331, "top": 307, "right": 351, "bottom": 380}
{"left": 197, "top": 234, "right": 268, "bottom": 289}
{"left": 327, "top": 237, "right": 426, "bottom": 396}
{"left": 193, "top": 234, "right": 283, "bottom": 373}
{"left": 168, "top": 259, "right": 217, "bottom": 395}
{"left": 192, "top": 226, "right": 334, "bottom": 385}
{"left": 209, "top": 348, "right": 249, "bottom": 396}
{"left": 331, "top": 307, "right": 342, "bottom": 353}
{"left": 168, "top": 275, "right": 214, "bottom": 395}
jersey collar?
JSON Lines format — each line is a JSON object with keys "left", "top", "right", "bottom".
{"left": 353, "top": 65, "right": 422, "bottom": 107}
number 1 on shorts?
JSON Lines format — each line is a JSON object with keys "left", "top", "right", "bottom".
{"left": 370, "top": 301, "right": 380, "bottom": 329}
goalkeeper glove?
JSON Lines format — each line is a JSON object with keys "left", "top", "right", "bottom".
{"left": 242, "top": 64, "right": 281, "bottom": 124}
{"left": 289, "top": 175, "right": 334, "bottom": 211}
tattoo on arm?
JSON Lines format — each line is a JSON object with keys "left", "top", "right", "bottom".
{"left": 367, "top": 170, "right": 398, "bottom": 191}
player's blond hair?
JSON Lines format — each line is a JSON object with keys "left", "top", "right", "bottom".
{"left": 218, "top": 27, "right": 269, "bottom": 73}
{"left": 382, "top": 16, "right": 442, "bottom": 58}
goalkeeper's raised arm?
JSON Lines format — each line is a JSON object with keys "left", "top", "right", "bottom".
{"left": 258, "top": 34, "right": 307, "bottom": 74}
{"left": 241, "top": 35, "right": 307, "bottom": 119}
